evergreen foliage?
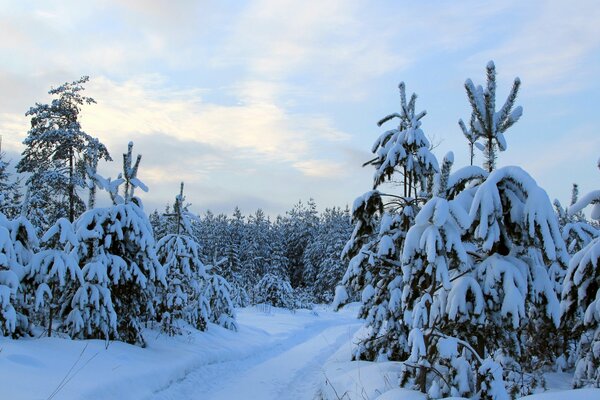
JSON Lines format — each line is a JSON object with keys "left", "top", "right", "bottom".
{"left": 342, "top": 62, "right": 570, "bottom": 398}
{"left": 561, "top": 158, "right": 600, "bottom": 388}
{"left": 63, "top": 143, "right": 163, "bottom": 346}
{"left": 341, "top": 82, "right": 439, "bottom": 362}
{"left": 254, "top": 272, "right": 294, "bottom": 308}
{"left": 156, "top": 183, "right": 209, "bottom": 334}
{"left": 17, "top": 76, "right": 111, "bottom": 230}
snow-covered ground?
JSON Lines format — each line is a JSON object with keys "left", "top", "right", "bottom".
{"left": 319, "top": 325, "right": 600, "bottom": 400}
{"left": 0, "top": 305, "right": 361, "bottom": 400}
{"left": 1, "top": 304, "right": 599, "bottom": 400}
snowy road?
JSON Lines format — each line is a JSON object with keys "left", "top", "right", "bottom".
{"left": 147, "top": 310, "right": 361, "bottom": 400}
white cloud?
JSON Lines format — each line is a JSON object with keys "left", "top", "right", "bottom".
{"left": 80, "top": 76, "right": 350, "bottom": 176}
{"left": 470, "top": 0, "right": 600, "bottom": 94}
{"left": 293, "top": 159, "right": 345, "bottom": 178}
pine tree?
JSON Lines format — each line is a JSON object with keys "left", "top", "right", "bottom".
{"left": 156, "top": 183, "right": 209, "bottom": 334}
{"left": 29, "top": 218, "right": 82, "bottom": 336}
{"left": 399, "top": 63, "right": 565, "bottom": 398}
{"left": 17, "top": 76, "right": 111, "bottom": 229}
{"left": 399, "top": 152, "right": 474, "bottom": 396}
{"left": 0, "top": 146, "right": 22, "bottom": 219}
{"left": 9, "top": 215, "right": 40, "bottom": 336}
{"left": 561, "top": 158, "right": 600, "bottom": 388}
{"left": 0, "top": 214, "right": 20, "bottom": 336}
{"left": 341, "top": 82, "right": 439, "bottom": 362}
{"left": 63, "top": 142, "right": 163, "bottom": 346}
{"left": 305, "top": 207, "right": 353, "bottom": 303}
{"left": 462, "top": 61, "right": 522, "bottom": 173}
{"left": 203, "top": 254, "right": 237, "bottom": 331}
{"left": 283, "top": 199, "right": 318, "bottom": 288}
{"left": 555, "top": 184, "right": 599, "bottom": 254}
{"left": 225, "top": 207, "right": 249, "bottom": 307}
{"left": 244, "top": 209, "right": 273, "bottom": 300}
{"left": 254, "top": 272, "right": 294, "bottom": 309}
{"left": 342, "top": 62, "right": 567, "bottom": 398}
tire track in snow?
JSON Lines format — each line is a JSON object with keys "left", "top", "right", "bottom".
{"left": 146, "top": 315, "right": 361, "bottom": 400}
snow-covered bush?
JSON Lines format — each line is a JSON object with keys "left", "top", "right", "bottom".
{"left": 0, "top": 221, "right": 20, "bottom": 336}
{"left": 156, "top": 233, "right": 208, "bottom": 334}
{"left": 204, "top": 272, "right": 237, "bottom": 331}
{"left": 29, "top": 218, "right": 82, "bottom": 336}
{"left": 254, "top": 273, "right": 294, "bottom": 308}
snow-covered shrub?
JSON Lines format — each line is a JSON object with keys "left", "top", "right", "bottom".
{"left": 555, "top": 184, "right": 599, "bottom": 254}
{"left": 204, "top": 273, "right": 237, "bottom": 331}
{"left": 254, "top": 273, "right": 294, "bottom": 308}
{"left": 156, "top": 233, "right": 208, "bottom": 334}
{"left": 29, "top": 218, "right": 82, "bottom": 336}
{"left": 0, "top": 222, "right": 19, "bottom": 336}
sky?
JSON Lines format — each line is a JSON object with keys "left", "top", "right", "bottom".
{"left": 0, "top": 0, "right": 599, "bottom": 216}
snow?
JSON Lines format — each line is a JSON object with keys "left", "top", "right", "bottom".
{"left": 519, "top": 389, "right": 600, "bottom": 400}
{"left": 0, "top": 305, "right": 361, "bottom": 400}
{"left": 318, "top": 321, "right": 599, "bottom": 400}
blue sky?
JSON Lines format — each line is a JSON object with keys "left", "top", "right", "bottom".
{"left": 0, "top": 0, "right": 599, "bottom": 215}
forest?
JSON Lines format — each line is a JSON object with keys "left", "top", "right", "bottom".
{"left": 0, "top": 62, "right": 599, "bottom": 400}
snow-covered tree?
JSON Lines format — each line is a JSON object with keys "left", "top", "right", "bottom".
{"left": 29, "top": 218, "right": 82, "bottom": 336}
{"left": 462, "top": 61, "right": 522, "bottom": 173}
{"left": 63, "top": 142, "right": 163, "bottom": 346}
{"left": 63, "top": 207, "right": 117, "bottom": 341}
{"left": 156, "top": 183, "right": 209, "bottom": 334}
{"left": 341, "top": 82, "right": 439, "bottom": 362}
{"left": 404, "top": 63, "right": 565, "bottom": 398}
{"left": 555, "top": 184, "right": 599, "bottom": 254}
{"left": 254, "top": 272, "right": 294, "bottom": 309}
{"left": 203, "top": 254, "right": 237, "bottom": 331}
{"left": 304, "top": 207, "right": 352, "bottom": 303}
{"left": 561, "top": 158, "right": 600, "bottom": 388}
{"left": 243, "top": 209, "right": 274, "bottom": 296}
{"left": 0, "top": 148, "right": 22, "bottom": 219}
{"left": 0, "top": 216, "right": 20, "bottom": 336}
{"left": 282, "top": 199, "right": 318, "bottom": 288}
{"left": 342, "top": 62, "right": 566, "bottom": 398}
{"left": 8, "top": 215, "right": 39, "bottom": 335}
{"left": 17, "top": 76, "right": 111, "bottom": 228}
{"left": 225, "top": 207, "right": 249, "bottom": 307}
{"left": 398, "top": 152, "right": 473, "bottom": 396}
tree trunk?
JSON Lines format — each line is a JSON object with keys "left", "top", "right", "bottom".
{"left": 48, "top": 306, "right": 53, "bottom": 337}
{"left": 69, "top": 148, "right": 74, "bottom": 222}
